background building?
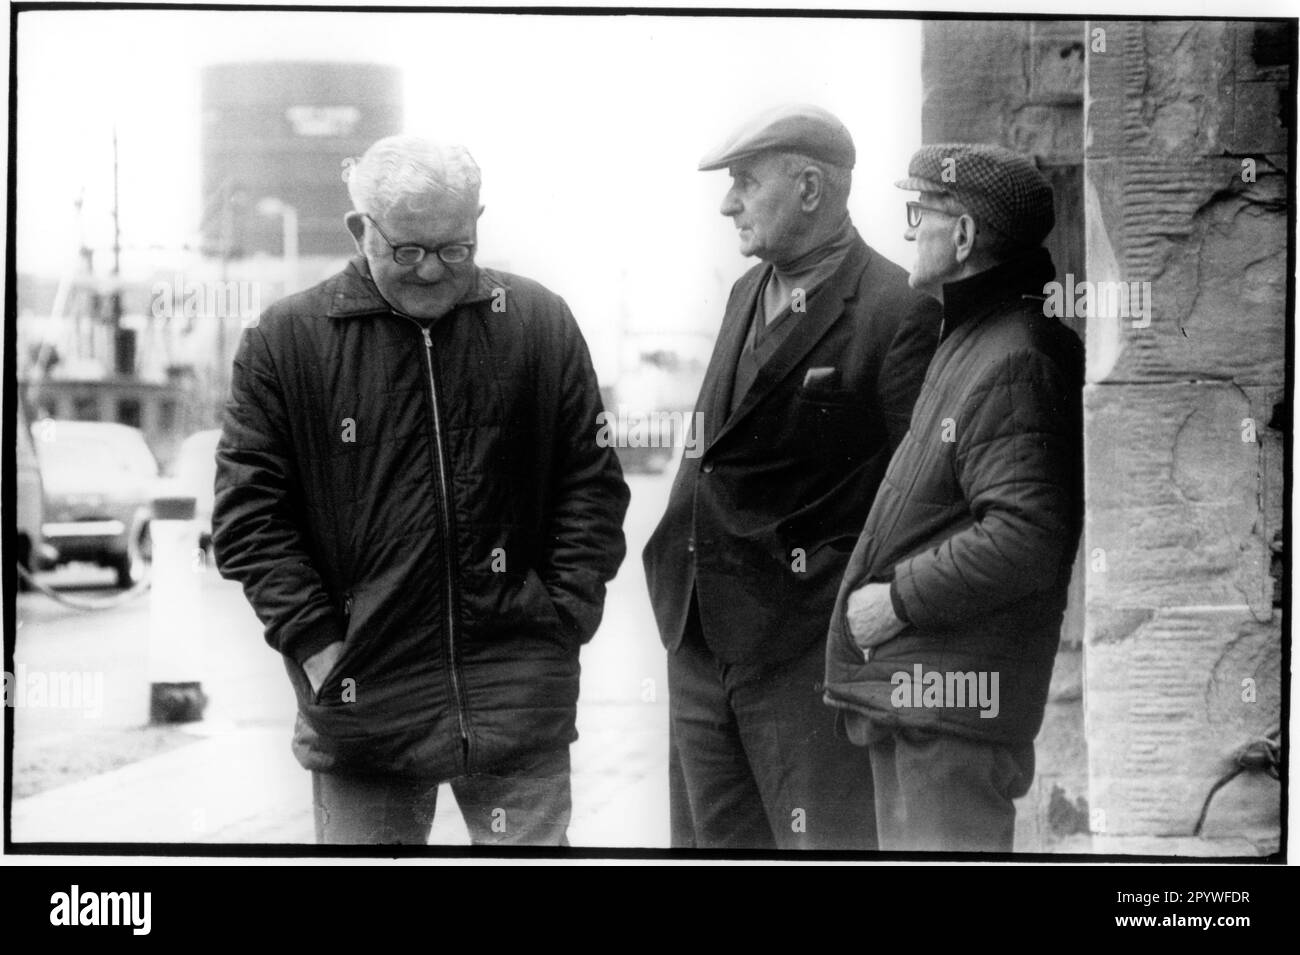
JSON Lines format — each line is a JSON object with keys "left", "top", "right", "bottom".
{"left": 17, "top": 61, "right": 403, "bottom": 472}
{"left": 200, "top": 61, "right": 401, "bottom": 260}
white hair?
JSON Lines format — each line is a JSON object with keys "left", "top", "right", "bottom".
{"left": 345, "top": 135, "right": 481, "bottom": 219}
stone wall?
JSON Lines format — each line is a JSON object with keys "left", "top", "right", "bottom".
{"left": 1082, "top": 20, "right": 1286, "bottom": 856}
{"left": 919, "top": 19, "right": 1288, "bottom": 855}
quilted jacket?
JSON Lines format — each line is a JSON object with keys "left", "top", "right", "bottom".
{"left": 823, "top": 248, "right": 1084, "bottom": 745}
{"left": 213, "top": 257, "right": 629, "bottom": 778}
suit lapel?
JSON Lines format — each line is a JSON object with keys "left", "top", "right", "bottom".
{"left": 710, "top": 238, "right": 870, "bottom": 451}
{"left": 698, "top": 265, "right": 768, "bottom": 448}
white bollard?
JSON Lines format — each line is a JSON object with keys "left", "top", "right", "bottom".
{"left": 148, "top": 494, "right": 208, "bottom": 723}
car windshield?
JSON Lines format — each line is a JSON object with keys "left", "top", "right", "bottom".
{"left": 38, "top": 430, "right": 158, "bottom": 478}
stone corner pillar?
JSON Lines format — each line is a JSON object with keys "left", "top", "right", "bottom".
{"left": 1081, "top": 19, "right": 1286, "bottom": 856}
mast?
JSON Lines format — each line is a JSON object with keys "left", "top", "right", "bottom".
{"left": 112, "top": 126, "right": 121, "bottom": 277}
{"left": 108, "top": 126, "right": 127, "bottom": 376}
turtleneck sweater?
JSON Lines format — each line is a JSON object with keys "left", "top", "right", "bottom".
{"left": 728, "top": 217, "right": 859, "bottom": 415}
{"left": 759, "top": 215, "right": 857, "bottom": 326}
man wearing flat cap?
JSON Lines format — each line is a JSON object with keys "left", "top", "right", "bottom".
{"left": 823, "top": 143, "right": 1085, "bottom": 852}
{"left": 643, "top": 104, "right": 941, "bottom": 850}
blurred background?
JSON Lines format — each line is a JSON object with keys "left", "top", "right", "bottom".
{"left": 8, "top": 8, "right": 921, "bottom": 846}
{"left": 14, "top": 9, "right": 921, "bottom": 471}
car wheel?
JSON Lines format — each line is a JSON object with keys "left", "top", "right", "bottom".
{"left": 110, "top": 553, "right": 138, "bottom": 589}
{"left": 138, "top": 521, "right": 153, "bottom": 563}
{"left": 16, "top": 536, "right": 33, "bottom": 592}
{"left": 111, "top": 525, "right": 150, "bottom": 590}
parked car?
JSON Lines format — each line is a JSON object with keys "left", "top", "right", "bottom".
{"left": 15, "top": 402, "right": 56, "bottom": 586}
{"left": 173, "top": 428, "right": 221, "bottom": 553}
{"left": 36, "top": 420, "right": 158, "bottom": 588}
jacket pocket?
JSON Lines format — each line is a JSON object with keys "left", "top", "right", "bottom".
{"left": 294, "top": 664, "right": 453, "bottom": 776}
{"left": 522, "top": 568, "right": 568, "bottom": 642}
{"left": 308, "top": 589, "right": 364, "bottom": 706}
{"left": 489, "top": 566, "right": 566, "bottom": 641}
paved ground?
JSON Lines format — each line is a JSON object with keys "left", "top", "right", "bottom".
{"left": 10, "top": 705, "right": 669, "bottom": 849}
{"left": 8, "top": 472, "right": 673, "bottom": 853}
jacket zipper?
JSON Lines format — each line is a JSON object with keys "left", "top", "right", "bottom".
{"left": 411, "top": 320, "right": 471, "bottom": 756}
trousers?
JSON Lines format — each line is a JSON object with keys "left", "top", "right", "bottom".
{"left": 311, "top": 745, "right": 572, "bottom": 846}
{"left": 668, "top": 603, "right": 876, "bottom": 850}
{"left": 863, "top": 725, "right": 1035, "bottom": 853}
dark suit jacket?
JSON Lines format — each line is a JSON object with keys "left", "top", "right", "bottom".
{"left": 643, "top": 234, "right": 941, "bottom": 665}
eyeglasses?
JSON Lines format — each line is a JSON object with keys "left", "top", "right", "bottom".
{"left": 363, "top": 213, "right": 475, "bottom": 266}
{"left": 906, "top": 201, "right": 960, "bottom": 229}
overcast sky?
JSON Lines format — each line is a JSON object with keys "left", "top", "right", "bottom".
{"left": 16, "top": 9, "right": 923, "bottom": 367}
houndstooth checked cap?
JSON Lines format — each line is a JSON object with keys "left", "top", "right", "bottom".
{"left": 897, "top": 143, "right": 1055, "bottom": 247}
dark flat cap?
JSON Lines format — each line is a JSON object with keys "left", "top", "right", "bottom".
{"left": 897, "top": 143, "right": 1055, "bottom": 247}
{"left": 699, "top": 103, "right": 855, "bottom": 171}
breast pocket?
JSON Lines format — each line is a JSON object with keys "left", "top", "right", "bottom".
{"left": 794, "top": 387, "right": 858, "bottom": 457}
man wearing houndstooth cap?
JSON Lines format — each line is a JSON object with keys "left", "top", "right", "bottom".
{"left": 823, "top": 143, "right": 1087, "bottom": 853}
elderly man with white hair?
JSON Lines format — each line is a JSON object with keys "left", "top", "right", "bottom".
{"left": 213, "top": 135, "right": 630, "bottom": 846}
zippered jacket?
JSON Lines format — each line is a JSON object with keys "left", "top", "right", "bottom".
{"left": 213, "top": 257, "right": 629, "bottom": 778}
{"left": 823, "top": 248, "right": 1084, "bottom": 746}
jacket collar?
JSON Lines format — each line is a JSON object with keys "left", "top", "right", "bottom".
{"left": 938, "top": 246, "right": 1056, "bottom": 341}
{"left": 706, "top": 232, "right": 871, "bottom": 451}
{"left": 325, "top": 256, "right": 504, "bottom": 319}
